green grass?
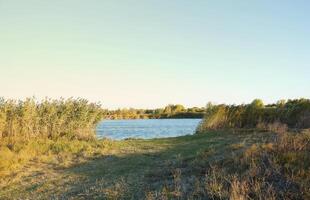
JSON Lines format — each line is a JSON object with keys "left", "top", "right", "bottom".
{"left": 0, "top": 130, "right": 309, "bottom": 199}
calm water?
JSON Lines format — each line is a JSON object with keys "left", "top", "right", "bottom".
{"left": 96, "top": 119, "right": 201, "bottom": 140}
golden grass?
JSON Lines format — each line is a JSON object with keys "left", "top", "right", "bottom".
{"left": 0, "top": 137, "right": 113, "bottom": 177}
{"left": 146, "top": 129, "right": 310, "bottom": 200}
{"left": 1, "top": 130, "right": 309, "bottom": 199}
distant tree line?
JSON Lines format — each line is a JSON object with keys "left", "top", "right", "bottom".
{"left": 197, "top": 98, "right": 310, "bottom": 133}
{"left": 104, "top": 104, "right": 205, "bottom": 119}
{"left": 0, "top": 98, "right": 104, "bottom": 140}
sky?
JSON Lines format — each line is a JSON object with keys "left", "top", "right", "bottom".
{"left": 0, "top": 0, "right": 309, "bottom": 109}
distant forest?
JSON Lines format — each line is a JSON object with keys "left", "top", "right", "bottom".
{"left": 103, "top": 104, "right": 205, "bottom": 119}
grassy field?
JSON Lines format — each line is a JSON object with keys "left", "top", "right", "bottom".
{"left": 0, "top": 129, "right": 309, "bottom": 199}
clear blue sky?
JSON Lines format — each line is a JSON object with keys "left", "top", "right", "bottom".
{"left": 0, "top": 1, "right": 309, "bottom": 108}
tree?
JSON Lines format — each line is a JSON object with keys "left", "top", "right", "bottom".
{"left": 250, "top": 99, "right": 264, "bottom": 109}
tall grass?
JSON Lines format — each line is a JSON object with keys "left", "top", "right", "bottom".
{"left": 0, "top": 97, "right": 106, "bottom": 176}
{"left": 197, "top": 98, "right": 310, "bottom": 133}
{"left": 0, "top": 97, "right": 104, "bottom": 140}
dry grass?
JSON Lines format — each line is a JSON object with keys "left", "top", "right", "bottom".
{"left": 0, "top": 137, "right": 113, "bottom": 177}
{"left": 146, "top": 129, "right": 310, "bottom": 200}
{"left": 256, "top": 121, "right": 288, "bottom": 134}
{"left": 1, "top": 130, "right": 309, "bottom": 199}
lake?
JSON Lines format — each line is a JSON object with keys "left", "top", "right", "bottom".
{"left": 96, "top": 119, "right": 201, "bottom": 140}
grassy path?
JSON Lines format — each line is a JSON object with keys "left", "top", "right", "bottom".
{"left": 0, "top": 131, "right": 272, "bottom": 199}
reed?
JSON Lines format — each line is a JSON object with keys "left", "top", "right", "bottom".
{"left": 0, "top": 97, "right": 104, "bottom": 140}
